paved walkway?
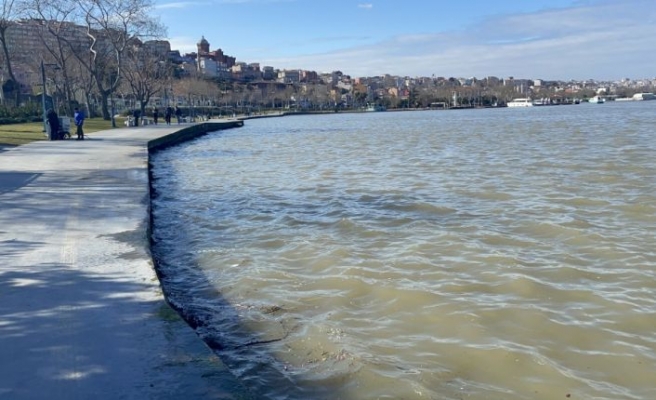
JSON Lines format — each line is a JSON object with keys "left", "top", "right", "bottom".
{"left": 0, "top": 123, "right": 252, "bottom": 399}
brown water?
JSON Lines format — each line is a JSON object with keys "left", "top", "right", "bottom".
{"left": 151, "top": 103, "right": 656, "bottom": 399}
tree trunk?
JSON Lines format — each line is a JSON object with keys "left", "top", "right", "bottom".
{"left": 100, "top": 91, "right": 110, "bottom": 120}
{"left": 0, "top": 28, "right": 20, "bottom": 108}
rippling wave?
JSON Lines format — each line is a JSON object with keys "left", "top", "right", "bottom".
{"left": 151, "top": 103, "right": 656, "bottom": 399}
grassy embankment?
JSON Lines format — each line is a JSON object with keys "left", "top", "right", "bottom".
{"left": 0, "top": 118, "right": 124, "bottom": 148}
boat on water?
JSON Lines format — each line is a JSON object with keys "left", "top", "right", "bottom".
{"left": 532, "top": 98, "right": 580, "bottom": 106}
{"left": 506, "top": 98, "right": 533, "bottom": 108}
{"left": 616, "top": 93, "right": 656, "bottom": 102}
{"left": 365, "top": 104, "right": 386, "bottom": 112}
{"left": 588, "top": 96, "right": 605, "bottom": 104}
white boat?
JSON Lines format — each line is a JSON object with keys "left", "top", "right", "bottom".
{"left": 365, "top": 104, "right": 386, "bottom": 112}
{"left": 632, "top": 93, "right": 655, "bottom": 101}
{"left": 588, "top": 96, "right": 605, "bottom": 104}
{"left": 507, "top": 98, "right": 533, "bottom": 107}
{"left": 614, "top": 93, "right": 655, "bottom": 102}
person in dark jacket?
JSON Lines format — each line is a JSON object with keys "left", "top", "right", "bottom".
{"left": 153, "top": 108, "right": 159, "bottom": 125}
{"left": 46, "top": 108, "right": 60, "bottom": 140}
{"left": 175, "top": 106, "right": 182, "bottom": 124}
{"left": 165, "top": 106, "right": 172, "bottom": 125}
{"left": 132, "top": 109, "right": 141, "bottom": 127}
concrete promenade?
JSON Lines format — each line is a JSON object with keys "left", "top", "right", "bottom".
{"left": 0, "top": 122, "right": 251, "bottom": 399}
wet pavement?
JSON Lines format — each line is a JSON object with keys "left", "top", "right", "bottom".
{"left": 0, "top": 122, "right": 252, "bottom": 399}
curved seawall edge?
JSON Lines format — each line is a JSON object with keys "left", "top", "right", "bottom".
{"left": 146, "top": 119, "right": 257, "bottom": 399}
{"left": 147, "top": 120, "right": 244, "bottom": 152}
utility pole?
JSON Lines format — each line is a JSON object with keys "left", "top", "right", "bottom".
{"left": 111, "top": 92, "right": 116, "bottom": 128}
{"left": 41, "top": 60, "right": 47, "bottom": 134}
{"left": 0, "top": 67, "right": 4, "bottom": 105}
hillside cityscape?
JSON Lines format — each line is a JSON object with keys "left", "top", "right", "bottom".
{"left": 1, "top": 17, "right": 655, "bottom": 121}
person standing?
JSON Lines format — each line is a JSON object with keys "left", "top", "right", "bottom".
{"left": 165, "top": 106, "right": 172, "bottom": 125}
{"left": 46, "top": 108, "right": 60, "bottom": 140}
{"left": 132, "top": 109, "right": 141, "bottom": 127}
{"left": 74, "top": 107, "right": 85, "bottom": 140}
{"left": 153, "top": 108, "right": 159, "bottom": 125}
{"left": 175, "top": 106, "right": 182, "bottom": 124}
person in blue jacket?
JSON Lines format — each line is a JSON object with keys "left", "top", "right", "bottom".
{"left": 74, "top": 107, "right": 85, "bottom": 140}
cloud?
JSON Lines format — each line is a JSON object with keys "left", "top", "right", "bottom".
{"left": 302, "top": 35, "right": 371, "bottom": 44}
{"left": 159, "top": 0, "right": 294, "bottom": 6}
{"left": 215, "top": 0, "right": 254, "bottom": 3}
{"left": 358, "top": 3, "right": 373, "bottom": 9}
{"left": 155, "top": 1, "right": 208, "bottom": 9}
{"left": 216, "top": 0, "right": 296, "bottom": 3}
{"left": 167, "top": 36, "right": 198, "bottom": 54}
{"left": 259, "top": 0, "right": 656, "bottom": 80}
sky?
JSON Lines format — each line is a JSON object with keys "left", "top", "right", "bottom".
{"left": 152, "top": 0, "right": 656, "bottom": 81}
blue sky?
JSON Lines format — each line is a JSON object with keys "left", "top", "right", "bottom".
{"left": 153, "top": 0, "right": 656, "bottom": 81}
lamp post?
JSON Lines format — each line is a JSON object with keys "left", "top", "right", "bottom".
{"left": 111, "top": 92, "right": 116, "bottom": 128}
{"left": 41, "top": 60, "right": 47, "bottom": 133}
{"left": 41, "top": 61, "right": 60, "bottom": 135}
{"left": 0, "top": 66, "right": 4, "bottom": 106}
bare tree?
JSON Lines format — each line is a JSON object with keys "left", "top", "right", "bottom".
{"left": 70, "top": 53, "right": 96, "bottom": 113}
{"left": 122, "top": 42, "right": 171, "bottom": 119}
{"left": 69, "top": 0, "right": 165, "bottom": 120}
{"left": 26, "top": 0, "right": 86, "bottom": 115}
{"left": 0, "top": 0, "right": 26, "bottom": 107}
{"left": 248, "top": 84, "right": 263, "bottom": 112}
{"left": 283, "top": 84, "right": 295, "bottom": 109}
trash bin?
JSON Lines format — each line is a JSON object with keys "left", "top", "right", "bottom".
{"left": 59, "top": 116, "right": 71, "bottom": 134}
{"left": 46, "top": 120, "right": 53, "bottom": 139}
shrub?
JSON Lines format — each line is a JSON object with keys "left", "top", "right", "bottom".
{"left": 0, "top": 103, "right": 43, "bottom": 124}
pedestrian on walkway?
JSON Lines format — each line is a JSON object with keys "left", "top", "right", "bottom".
{"left": 133, "top": 109, "right": 141, "bottom": 127}
{"left": 74, "top": 107, "right": 85, "bottom": 140}
{"left": 153, "top": 108, "right": 159, "bottom": 125}
{"left": 165, "top": 106, "right": 172, "bottom": 125}
{"left": 46, "top": 108, "right": 60, "bottom": 140}
{"left": 175, "top": 106, "right": 182, "bottom": 124}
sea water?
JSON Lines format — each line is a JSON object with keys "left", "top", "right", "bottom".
{"left": 150, "top": 102, "right": 656, "bottom": 399}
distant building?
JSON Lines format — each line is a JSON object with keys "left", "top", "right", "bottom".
{"left": 216, "top": 62, "right": 231, "bottom": 80}
{"left": 505, "top": 78, "right": 531, "bottom": 94}
{"left": 143, "top": 40, "right": 171, "bottom": 56}
{"left": 193, "top": 36, "right": 236, "bottom": 75}
{"left": 3, "top": 19, "right": 92, "bottom": 93}
{"left": 278, "top": 69, "right": 300, "bottom": 84}
{"left": 262, "top": 66, "right": 276, "bottom": 81}
{"left": 301, "top": 70, "right": 319, "bottom": 83}
{"left": 200, "top": 58, "right": 218, "bottom": 77}
{"left": 458, "top": 78, "right": 472, "bottom": 86}
{"left": 230, "top": 62, "right": 261, "bottom": 82}
{"left": 168, "top": 50, "right": 183, "bottom": 64}
{"left": 336, "top": 80, "right": 352, "bottom": 91}
{"left": 484, "top": 76, "right": 501, "bottom": 86}
{"left": 319, "top": 73, "right": 334, "bottom": 86}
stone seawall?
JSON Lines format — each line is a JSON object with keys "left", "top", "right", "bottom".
{"left": 148, "top": 120, "right": 244, "bottom": 152}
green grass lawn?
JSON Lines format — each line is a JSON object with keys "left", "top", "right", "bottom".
{"left": 0, "top": 118, "right": 124, "bottom": 147}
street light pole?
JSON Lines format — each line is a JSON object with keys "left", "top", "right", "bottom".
{"left": 111, "top": 91, "right": 116, "bottom": 128}
{"left": 0, "top": 67, "right": 4, "bottom": 106}
{"left": 41, "top": 60, "right": 47, "bottom": 134}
